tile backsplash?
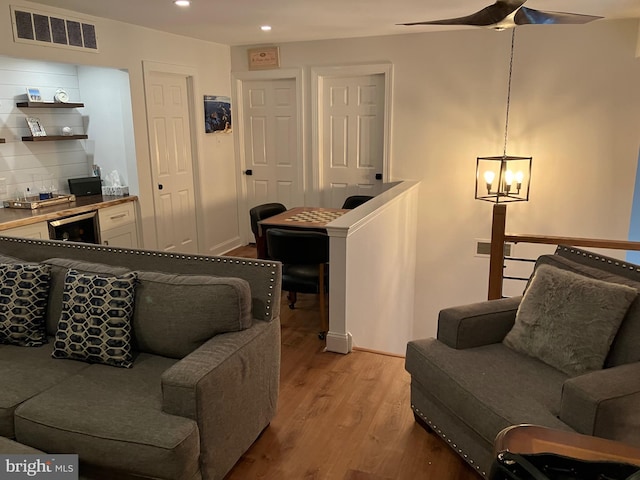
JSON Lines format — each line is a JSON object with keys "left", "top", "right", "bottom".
{"left": 0, "top": 56, "right": 91, "bottom": 203}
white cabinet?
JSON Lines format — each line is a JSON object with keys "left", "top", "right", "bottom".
{"left": 100, "top": 224, "right": 138, "bottom": 248}
{"left": 1, "top": 221, "right": 49, "bottom": 239}
{"left": 98, "top": 203, "right": 138, "bottom": 248}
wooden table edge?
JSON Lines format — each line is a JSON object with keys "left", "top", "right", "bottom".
{"left": 494, "top": 424, "right": 640, "bottom": 467}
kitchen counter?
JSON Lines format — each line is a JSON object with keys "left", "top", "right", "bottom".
{"left": 0, "top": 195, "right": 138, "bottom": 231}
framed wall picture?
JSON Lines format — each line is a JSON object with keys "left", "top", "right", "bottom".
{"left": 204, "top": 96, "right": 232, "bottom": 134}
{"left": 26, "top": 87, "right": 42, "bottom": 102}
{"left": 248, "top": 46, "right": 280, "bottom": 70}
{"left": 25, "top": 117, "right": 46, "bottom": 136}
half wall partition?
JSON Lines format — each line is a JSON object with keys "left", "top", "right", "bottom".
{"left": 325, "top": 180, "right": 420, "bottom": 355}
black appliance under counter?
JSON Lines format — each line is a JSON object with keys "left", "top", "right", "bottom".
{"left": 48, "top": 210, "right": 100, "bottom": 243}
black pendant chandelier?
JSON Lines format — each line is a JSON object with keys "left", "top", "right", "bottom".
{"left": 475, "top": 29, "right": 532, "bottom": 204}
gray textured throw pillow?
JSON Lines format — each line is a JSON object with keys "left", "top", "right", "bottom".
{"left": 503, "top": 264, "right": 637, "bottom": 376}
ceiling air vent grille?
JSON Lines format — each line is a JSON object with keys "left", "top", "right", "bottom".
{"left": 10, "top": 5, "right": 98, "bottom": 52}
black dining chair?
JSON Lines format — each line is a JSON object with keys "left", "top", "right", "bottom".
{"left": 342, "top": 195, "right": 373, "bottom": 209}
{"left": 249, "top": 202, "right": 286, "bottom": 258}
{"left": 266, "top": 228, "right": 330, "bottom": 339}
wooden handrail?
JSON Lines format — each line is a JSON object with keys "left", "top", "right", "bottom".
{"left": 488, "top": 211, "right": 640, "bottom": 300}
{"left": 504, "top": 234, "right": 640, "bottom": 251}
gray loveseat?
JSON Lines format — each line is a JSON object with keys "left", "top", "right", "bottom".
{"left": 406, "top": 245, "right": 640, "bottom": 478}
{"left": 0, "top": 236, "right": 282, "bottom": 480}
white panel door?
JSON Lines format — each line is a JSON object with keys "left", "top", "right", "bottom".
{"left": 242, "top": 78, "right": 303, "bottom": 219}
{"left": 321, "top": 74, "right": 385, "bottom": 208}
{"left": 145, "top": 71, "right": 198, "bottom": 253}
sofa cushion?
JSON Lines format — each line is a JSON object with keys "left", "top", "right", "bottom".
{"left": 504, "top": 264, "right": 636, "bottom": 376}
{"left": 0, "top": 341, "right": 89, "bottom": 438}
{"left": 535, "top": 254, "right": 640, "bottom": 368}
{"left": 405, "top": 338, "right": 572, "bottom": 445}
{"left": 0, "top": 436, "right": 44, "bottom": 454}
{"left": 133, "top": 271, "right": 252, "bottom": 359}
{"left": 0, "top": 263, "right": 50, "bottom": 347}
{"left": 0, "top": 254, "right": 25, "bottom": 264}
{"left": 14, "top": 353, "right": 200, "bottom": 480}
{"left": 52, "top": 269, "right": 137, "bottom": 368}
{"left": 42, "top": 258, "right": 132, "bottom": 336}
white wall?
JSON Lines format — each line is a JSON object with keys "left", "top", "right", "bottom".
{"left": 0, "top": 0, "right": 237, "bottom": 253}
{"left": 232, "top": 19, "right": 640, "bottom": 340}
{"left": 0, "top": 56, "right": 137, "bottom": 201}
{"left": 77, "top": 65, "right": 137, "bottom": 193}
{"left": 0, "top": 55, "right": 88, "bottom": 199}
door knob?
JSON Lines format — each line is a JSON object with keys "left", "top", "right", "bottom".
{"left": 158, "top": 184, "right": 163, "bottom": 190}
{"left": 244, "top": 169, "right": 253, "bottom": 176}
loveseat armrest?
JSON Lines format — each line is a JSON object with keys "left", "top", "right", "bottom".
{"left": 161, "top": 318, "right": 280, "bottom": 477}
{"left": 560, "top": 362, "right": 640, "bottom": 445}
{"left": 437, "top": 296, "right": 521, "bottom": 349}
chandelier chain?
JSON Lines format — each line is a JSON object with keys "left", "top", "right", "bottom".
{"left": 503, "top": 28, "right": 516, "bottom": 157}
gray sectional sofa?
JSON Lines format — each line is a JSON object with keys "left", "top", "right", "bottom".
{"left": 406, "top": 246, "right": 640, "bottom": 478}
{"left": 0, "top": 236, "right": 282, "bottom": 480}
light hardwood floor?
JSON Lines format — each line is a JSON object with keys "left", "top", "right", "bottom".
{"left": 224, "top": 246, "right": 481, "bottom": 480}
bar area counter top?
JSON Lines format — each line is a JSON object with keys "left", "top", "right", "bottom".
{"left": 0, "top": 195, "right": 138, "bottom": 231}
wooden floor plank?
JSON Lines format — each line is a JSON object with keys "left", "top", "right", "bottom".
{"left": 223, "top": 245, "right": 481, "bottom": 480}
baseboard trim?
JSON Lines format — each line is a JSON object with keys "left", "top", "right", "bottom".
{"left": 210, "top": 237, "right": 243, "bottom": 256}
{"left": 325, "top": 331, "right": 352, "bottom": 354}
{"left": 352, "top": 347, "right": 405, "bottom": 358}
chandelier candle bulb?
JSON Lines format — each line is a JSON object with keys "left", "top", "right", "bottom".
{"left": 484, "top": 171, "right": 495, "bottom": 193}
{"left": 515, "top": 171, "right": 524, "bottom": 190}
{"left": 504, "top": 170, "right": 514, "bottom": 186}
{"left": 503, "top": 170, "right": 513, "bottom": 193}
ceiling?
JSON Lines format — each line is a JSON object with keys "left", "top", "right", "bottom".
{"left": 26, "top": 0, "right": 640, "bottom": 46}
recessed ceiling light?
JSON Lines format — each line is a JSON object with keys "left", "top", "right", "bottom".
{"left": 261, "top": 25, "right": 272, "bottom": 32}
{"left": 174, "top": 0, "right": 190, "bottom": 7}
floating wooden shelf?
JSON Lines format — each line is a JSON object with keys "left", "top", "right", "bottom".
{"left": 16, "top": 101, "right": 85, "bottom": 108}
{"left": 22, "top": 135, "right": 88, "bottom": 142}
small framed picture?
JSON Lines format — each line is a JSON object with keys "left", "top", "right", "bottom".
{"left": 248, "top": 47, "right": 280, "bottom": 70}
{"left": 26, "top": 117, "right": 46, "bottom": 136}
{"left": 204, "top": 95, "right": 232, "bottom": 134}
{"left": 26, "top": 87, "right": 42, "bottom": 102}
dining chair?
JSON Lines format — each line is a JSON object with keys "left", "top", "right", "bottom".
{"left": 342, "top": 195, "right": 373, "bottom": 209}
{"left": 266, "top": 228, "right": 330, "bottom": 339}
{"left": 249, "top": 202, "right": 286, "bottom": 259}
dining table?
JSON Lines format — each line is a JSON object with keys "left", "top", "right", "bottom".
{"left": 256, "top": 206, "right": 349, "bottom": 259}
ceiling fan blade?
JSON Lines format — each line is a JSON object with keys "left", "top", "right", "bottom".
{"left": 515, "top": 7, "right": 603, "bottom": 25}
{"left": 399, "top": 0, "right": 527, "bottom": 27}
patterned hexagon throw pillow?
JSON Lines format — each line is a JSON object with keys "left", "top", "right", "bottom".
{"left": 0, "top": 263, "right": 51, "bottom": 347}
{"left": 52, "top": 269, "right": 137, "bottom": 368}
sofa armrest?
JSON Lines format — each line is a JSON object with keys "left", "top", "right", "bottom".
{"left": 560, "top": 362, "right": 640, "bottom": 445}
{"left": 437, "top": 296, "right": 521, "bottom": 349}
{"left": 161, "top": 318, "right": 280, "bottom": 476}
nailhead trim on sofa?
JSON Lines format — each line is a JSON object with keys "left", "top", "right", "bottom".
{"left": 411, "top": 404, "right": 486, "bottom": 477}
{"left": 0, "top": 236, "right": 280, "bottom": 319}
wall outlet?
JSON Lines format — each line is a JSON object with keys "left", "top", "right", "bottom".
{"left": 0, "top": 178, "right": 7, "bottom": 196}
{"left": 475, "top": 239, "right": 513, "bottom": 257}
